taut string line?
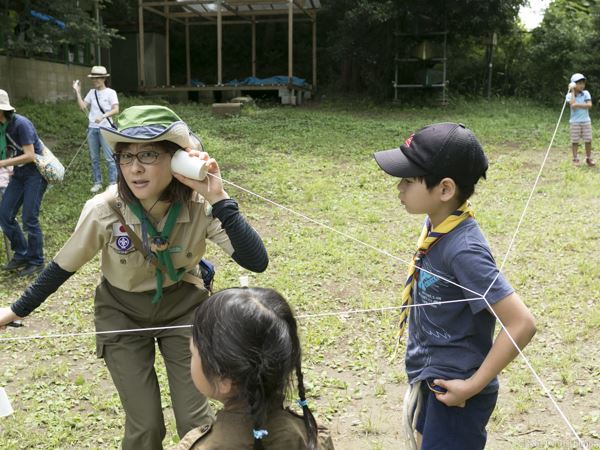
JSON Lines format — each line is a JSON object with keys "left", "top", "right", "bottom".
{"left": 1, "top": 97, "right": 587, "bottom": 447}
{"left": 478, "top": 95, "right": 586, "bottom": 448}
{"left": 0, "top": 298, "right": 484, "bottom": 342}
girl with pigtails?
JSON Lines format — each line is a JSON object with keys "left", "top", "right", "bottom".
{"left": 173, "top": 287, "right": 334, "bottom": 450}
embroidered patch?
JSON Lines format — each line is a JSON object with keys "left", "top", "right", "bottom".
{"left": 116, "top": 235, "right": 132, "bottom": 251}
{"left": 112, "top": 223, "right": 135, "bottom": 254}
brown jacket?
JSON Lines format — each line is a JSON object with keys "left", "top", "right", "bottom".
{"left": 172, "top": 407, "right": 334, "bottom": 450}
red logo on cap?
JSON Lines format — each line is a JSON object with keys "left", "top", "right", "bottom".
{"left": 404, "top": 133, "right": 415, "bottom": 147}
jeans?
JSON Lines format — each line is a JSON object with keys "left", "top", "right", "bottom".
{"left": 87, "top": 127, "right": 117, "bottom": 185}
{"left": 0, "top": 164, "right": 47, "bottom": 265}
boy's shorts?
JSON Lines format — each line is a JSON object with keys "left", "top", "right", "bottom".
{"left": 570, "top": 122, "right": 592, "bottom": 143}
{"left": 416, "top": 382, "right": 498, "bottom": 450}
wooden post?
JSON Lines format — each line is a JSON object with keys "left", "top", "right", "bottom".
{"left": 165, "top": 5, "right": 170, "bottom": 86}
{"left": 185, "top": 18, "right": 191, "bottom": 85}
{"left": 138, "top": 0, "right": 145, "bottom": 88}
{"left": 217, "top": 0, "right": 223, "bottom": 85}
{"left": 312, "top": 13, "right": 316, "bottom": 90}
{"left": 251, "top": 16, "right": 256, "bottom": 78}
{"left": 288, "top": 0, "right": 293, "bottom": 86}
{"left": 95, "top": 0, "right": 101, "bottom": 65}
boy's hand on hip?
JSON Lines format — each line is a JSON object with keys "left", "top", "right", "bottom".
{"left": 432, "top": 378, "right": 477, "bottom": 408}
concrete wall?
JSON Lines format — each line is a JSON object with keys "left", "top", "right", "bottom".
{"left": 0, "top": 56, "right": 90, "bottom": 102}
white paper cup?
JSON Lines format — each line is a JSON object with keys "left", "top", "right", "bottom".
{"left": 171, "top": 149, "right": 208, "bottom": 181}
{"left": 0, "top": 387, "right": 14, "bottom": 417}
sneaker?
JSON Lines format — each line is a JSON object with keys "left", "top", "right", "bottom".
{"left": 572, "top": 158, "right": 581, "bottom": 166}
{"left": 90, "top": 184, "right": 102, "bottom": 193}
{"left": 17, "top": 263, "right": 44, "bottom": 277}
{"left": 2, "top": 258, "right": 27, "bottom": 271}
{"left": 586, "top": 157, "right": 596, "bottom": 167}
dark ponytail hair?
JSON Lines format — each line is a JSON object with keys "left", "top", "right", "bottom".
{"left": 192, "top": 287, "right": 319, "bottom": 450}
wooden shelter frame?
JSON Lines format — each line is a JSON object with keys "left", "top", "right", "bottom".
{"left": 137, "top": 0, "right": 319, "bottom": 101}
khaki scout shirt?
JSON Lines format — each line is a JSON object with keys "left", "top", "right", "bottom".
{"left": 171, "top": 408, "right": 335, "bottom": 450}
{"left": 54, "top": 185, "right": 234, "bottom": 292}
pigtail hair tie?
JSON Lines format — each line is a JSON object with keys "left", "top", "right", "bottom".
{"left": 297, "top": 399, "right": 308, "bottom": 408}
{"left": 253, "top": 429, "right": 269, "bottom": 440}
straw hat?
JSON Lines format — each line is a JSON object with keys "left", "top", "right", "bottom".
{"left": 88, "top": 66, "right": 110, "bottom": 78}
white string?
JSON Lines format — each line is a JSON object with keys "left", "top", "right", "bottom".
{"left": 476, "top": 95, "right": 587, "bottom": 449}
{"left": 208, "top": 172, "right": 487, "bottom": 300}
{"left": 207, "top": 103, "right": 586, "bottom": 447}
{"left": 0, "top": 298, "right": 484, "bottom": 342}
{"left": 45, "top": 135, "right": 88, "bottom": 193}
{"left": 483, "top": 96, "right": 569, "bottom": 298}
{"left": 0, "top": 100, "right": 587, "bottom": 447}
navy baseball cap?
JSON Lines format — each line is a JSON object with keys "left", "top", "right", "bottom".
{"left": 373, "top": 122, "right": 488, "bottom": 186}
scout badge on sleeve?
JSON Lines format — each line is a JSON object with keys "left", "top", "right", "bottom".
{"left": 112, "top": 223, "right": 134, "bottom": 253}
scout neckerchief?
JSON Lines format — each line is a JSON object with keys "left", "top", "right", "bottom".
{"left": 128, "top": 201, "right": 186, "bottom": 303}
{"left": 0, "top": 120, "right": 8, "bottom": 160}
{"left": 397, "top": 201, "right": 475, "bottom": 340}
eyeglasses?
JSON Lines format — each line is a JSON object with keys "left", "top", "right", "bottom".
{"left": 113, "top": 150, "right": 163, "bottom": 165}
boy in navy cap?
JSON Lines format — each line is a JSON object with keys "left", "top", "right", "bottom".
{"left": 374, "top": 123, "right": 536, "bottom": 450}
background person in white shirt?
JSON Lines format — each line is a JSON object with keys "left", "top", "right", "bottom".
{"left": 73, "top": 65, "right": 119, "bottom": 192}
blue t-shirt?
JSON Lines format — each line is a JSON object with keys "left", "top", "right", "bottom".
{"left": 6, "top": 114, "right": 42, "bottom": 158}
{"left": 566, "top": 90, "right": 592, "bottom": 123}
{"left": 405, "top": 218, "right": 514, "bottom": 394}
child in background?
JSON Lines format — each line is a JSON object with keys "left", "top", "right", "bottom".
{"left": 374, "top": 123, "right": 536, "bottom": 450}
{"left": 173, "top": 287, "right": 334, "bottom": 450}
{"left": 566, "top": 73, "right": 595, "bottom": 166}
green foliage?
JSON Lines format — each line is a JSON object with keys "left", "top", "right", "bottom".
{"left": 0, "top": 0, "right": 121, "bottom": 58}
{"left": 514, "top": 0, "right": 600, "bottom": 102}
{"left": 317, "top": 0, "right": 526, "bottom": 98}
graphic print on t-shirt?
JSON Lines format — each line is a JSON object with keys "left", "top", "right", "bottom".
{"left": 415, "top": 260, "right": 452, "bottom": 341}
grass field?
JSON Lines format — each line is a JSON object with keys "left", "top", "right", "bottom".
{"left": 0, "top": 97, "right": 599, "bottom": 449}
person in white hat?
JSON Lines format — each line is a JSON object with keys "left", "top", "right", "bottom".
{"left": 566, "top": 73, "right": 595, "bottom": 167}
{"left": 72, "top": 65, "right": 120, "bottom": 192}
{"left": 0, "top": 89, "right": 48, "bottom": 277}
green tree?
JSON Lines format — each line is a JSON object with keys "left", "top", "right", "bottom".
{"left": 319, "top": 0, "right": 526, "bottom": 99}
{"left": 517, "top": 0, "right": 598, "bottom": 102}
{"left": 0, "top": 0, "right": 120, "bottom": 59}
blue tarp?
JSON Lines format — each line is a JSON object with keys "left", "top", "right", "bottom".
{"left": 30, "top": 10, "right": 66, "bottom": 29}
{"left": 226, "top": 75, "right": 308, "bottom": 87}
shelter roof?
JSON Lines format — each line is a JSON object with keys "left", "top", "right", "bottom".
{"left": 172, "top": 0, "right": 321, "bottom": 18}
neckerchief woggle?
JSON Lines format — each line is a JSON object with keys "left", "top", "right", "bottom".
{"left": 128, "top": 201, "right": 186, "bottom": 303}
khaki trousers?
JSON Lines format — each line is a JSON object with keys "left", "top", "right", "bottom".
{"left": 95, "top": 278, "right": 213, "bottom": 450}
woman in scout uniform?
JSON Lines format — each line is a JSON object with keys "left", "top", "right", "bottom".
{"left": 0, "top": 105, "right": 269, "bottom": 450}
{"left": 173, "top": 287, "right": 334, "bottom": 450}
